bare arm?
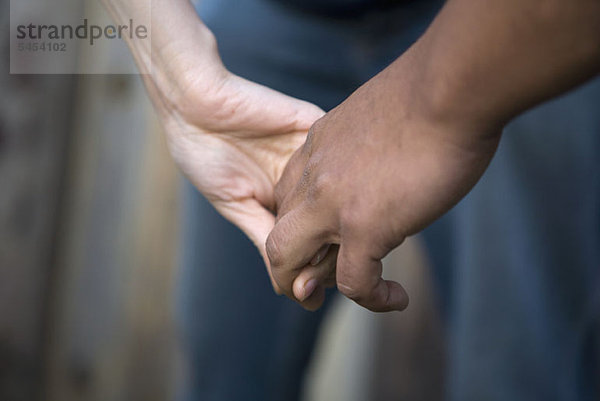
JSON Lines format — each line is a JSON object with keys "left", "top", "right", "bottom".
{"left": 411, "top": 0, "right": 600, "bottom": 133}
{"left": 268, "top": 0, "right": 600, "bottom": 311}
{"left": 101, "top": 0, "right": 324, "bottom": 288}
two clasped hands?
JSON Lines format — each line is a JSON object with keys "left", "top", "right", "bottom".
{"left": 104, "top": 0, "right": 600, "bottom": 312}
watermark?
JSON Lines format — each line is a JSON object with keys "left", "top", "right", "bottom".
{"left": 10, "top": 0, "right": 152, "bottom": 74}
{"left": 16, "top": 19, "right": 148, "bottom": 46}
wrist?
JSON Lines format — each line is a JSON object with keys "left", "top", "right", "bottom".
{"left": 398, "top": 40, "right": 506, "bottom": 141}
{"left": 399, "top": 0, "right": 600, "bottom": 139}
{"left": 102, "top": 0, "right": 227, "bottom": 116}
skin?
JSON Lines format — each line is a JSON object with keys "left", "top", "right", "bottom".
{"left": 101, "top": 0, "right": 324, "bottom": 288}
{"left": 267, "top": 0, "right": 600, "bottom": 311}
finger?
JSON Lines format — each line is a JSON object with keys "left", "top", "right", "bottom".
{"left": 310, "top": 244, "right": 333, "bottom": 266}
{"left": 266, "top": 203, "right": 335, "bottom": 299}
{"left": 336, "top": 243, "right": 409, "bottom": 312}
{"left": 298, "top": 285, "right": 326, "bottom": 312}
{"left": 292, "top": 244, "right": 338, "bottom": 302}
{"left": 294, "top": 244, "right": 339, "bottom": 312}
{"left": 214, "top": 198, "right": 282, "bottom": 294}
{"left": 291, "top": 255, "right": 337, "bottom": 312}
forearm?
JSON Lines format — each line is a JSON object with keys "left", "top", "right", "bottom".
{"left": 268, "top": 0, "right": 600, "bottom": 312}
{"left": 100, "top": 0, "right": 224, "bottom": 111}
{"left": 397, "top": 0, "right": 600, "bottom": 133}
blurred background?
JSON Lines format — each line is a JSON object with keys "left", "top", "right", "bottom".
{"left": 4, "top": 0, "right": 600, "bottom": 399}
{"left": 0, "top": 0, "right": 446, "bottom": 400}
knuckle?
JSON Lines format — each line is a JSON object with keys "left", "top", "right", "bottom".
{"left": 295, "top": 162, "right": 316, "bottom": 196}
{"left": 301, "top": 163, "right": 313, "bottom": 182}
{"left": 302, "top": 124, "right": 317, "bottom": 155}
{"left": 301, "top": 130, "right": 314, "bottom": 157}
{"left": 308, "top": 171, "right": 335, "bottom": 201}
{"left": 305, "top": 126, "right": 315, "bottom": 147}
{"left": 337, "top": 281, "right": 366, "bottom": 303}
{"left": 302, "top": 116, "right": 326, "bottom": 156}
{"left": 336, "top": 275, "right": 378, "bottom": 305}
{"left": 311, "top": 115, "right": 326, "bottom": 133}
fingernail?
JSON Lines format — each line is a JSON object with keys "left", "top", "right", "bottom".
{"left": 310, "top": 244, "right": 331, "bottom": 266}
{"left": 301, "top": 279, "right": 318, "bottom": 301}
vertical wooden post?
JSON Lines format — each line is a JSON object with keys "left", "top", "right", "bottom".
{"left": 1, "top": 0, "right": 180, "bottom": 399}
{"left": 0, "top": 0, "right": 76, "bottom": 399}
{"left": 44, "top": 62, "right": 179, "bottom": 401}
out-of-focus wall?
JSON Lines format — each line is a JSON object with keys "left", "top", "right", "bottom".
{"left": 1, "top": 0, "right": 76, "bottom": 398}
{"left": 0, "top": 0, "right": 181, "bottom": 399}
{"left": 1, "top": 1, "right": 446, "bottom": 400}
{"left": 44, "top": 74, "right": 180, "bottom": 401}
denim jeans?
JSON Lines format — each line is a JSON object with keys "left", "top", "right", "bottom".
{"left": 177, "top": 1, "right": 600, "bottom": 400}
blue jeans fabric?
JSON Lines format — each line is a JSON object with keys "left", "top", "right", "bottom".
{"left": 177, "top": 2, "right": 440, "bottom": 401}
{"left": 424, "top": 82, "right": 600, "bottom": 401}
{"left": 177, "top": 0, "right": 600, "bottom": 400}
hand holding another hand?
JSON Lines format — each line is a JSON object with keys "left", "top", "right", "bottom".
{"left": 165, "top": 69, "right": 324, "bottom": 278}
{"left": 107, "top": 0, "right": 600, "bottom": 312}
{"left": 267, "top": 54, "right": 502, "bottom": 312}
{"left": 103, "top": 0, "right": 324, "bottom": 288}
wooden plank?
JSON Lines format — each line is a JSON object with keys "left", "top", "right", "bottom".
{"left": 369, "top": 238, "right": 446, "bottom": 401}
{"left": 42, "top": 6, "right": 180, "bottom": 394}
{"left": 0, "top": 0, "right": 77, "bottom": 399}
